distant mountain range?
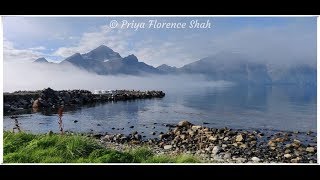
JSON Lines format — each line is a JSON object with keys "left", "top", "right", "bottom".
{"left": 34, "top": 45, "right": 316, "bottom": 85}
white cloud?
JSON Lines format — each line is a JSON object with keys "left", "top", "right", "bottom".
{"left": 3, "top": 39, "right": 43, "bottom": 62}
{"left": 28, "top": 46, "right": 46, "bottom": 51}
{"left": 3, "top": 61, "right": 231, "bottom": 92}
{"left": 53, "top": 25, "right": 133, "bottom": 58}
{"left": 9, "top": 18, "right": 314, "bottom": 67}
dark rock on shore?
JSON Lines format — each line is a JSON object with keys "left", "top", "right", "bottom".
{"left": 4, "top": 88, "right": 165, "bottom": 115}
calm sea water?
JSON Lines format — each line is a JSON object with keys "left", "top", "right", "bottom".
{"left": 3, "top": 85, "right": 317, "bottom": 137}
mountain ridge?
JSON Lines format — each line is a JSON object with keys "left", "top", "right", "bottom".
{"left": 33, "top": 45, "right": 316, "bottom": 85}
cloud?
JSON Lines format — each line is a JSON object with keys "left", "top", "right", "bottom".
{"left": 4, "top": 17, "right": 316, "bottom": 67}
{"left": 28, "top": 46, "right": 46, "bottom": 51}
{"left": 53, "top": 25, "right": 133, "bottom": 58}
{"left": 4, "top": 39, "right": 60, "bottom": 63}
{"left": 3, "top": 39, "right": 43, "bottom": 62}
{"left": 3, "top": 61, "right": 232, "bottom": 92}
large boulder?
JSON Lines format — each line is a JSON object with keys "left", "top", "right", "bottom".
{"left": 178, "top": 120, "right": 192, "bottom": 127}
{"left": 32, "top": 99, "right": 40, "bottom": 108}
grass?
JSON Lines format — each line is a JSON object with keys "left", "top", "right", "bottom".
{"left": 3, "top": 132, "right": 202, "bottom": 163}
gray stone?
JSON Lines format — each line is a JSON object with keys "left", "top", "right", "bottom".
{"left": 251, "top": 157, "right": 260, "bottom": 163}
{"left": 222, "top": 144, "right": 227, "bottom": 148}
{"left": 236, "top": 134, "right": 244, "bottom": 142}
{"left": 291, "top": 157, "right": 301, "bottom": 163}
{"left": 284, "top": 154, "right": 292, "bottom": 158}
{"left": 306, "top": 147, "right": 315, "bottom": 153}
{"left": 223, "top": 153, "right": 231, "bottom": 159}
{"left": 284, "top": 149, "right": 291, "bottom": 154}
{"left": 209, "top": 136, "right": 217, "bottom": 142}
{"left": 178, "top": 120, "right": 191, "bottom": 127}
{"left": 180, "top": 134, "right": 187, "bottom": 140}
{"left": 212, "top": 146, "right": 221, "bottom": 155}
{"left": 235, "top": 157, "right": 246, "bottom": 163}
{"left": 191, "top": 125, "right": 202, "bottom": 131}
{"left": 164, "top": 145, "right": 173, "bottom": 150}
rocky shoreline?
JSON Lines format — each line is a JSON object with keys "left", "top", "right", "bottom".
{"left": 89, "top": 121, "right": 317, "bottom": 163}
{"left": 4, "top": 88, "right": 165, "bottom": 115}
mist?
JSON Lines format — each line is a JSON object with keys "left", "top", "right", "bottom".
{"left": 3, "top": 61, "right": 233, "bottom": 93}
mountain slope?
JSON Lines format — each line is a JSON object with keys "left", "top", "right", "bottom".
{"left": 34, "top": 58, "right": 49, "bottom": 63}
{"left": 82, "top": 45, "right": 122, "bottom": 62}
{"left": 157, "top": 64, "right": 178, "bottom": 73}
{"left": 179, "top": 52, "right": 272, "bottom": 84}
{"left": 59, "top": 46, "right": 161, "bottom": 75}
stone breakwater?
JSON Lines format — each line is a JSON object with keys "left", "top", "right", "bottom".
{"left": 4, "top": 88, "right": 165, "bottom": 114}
{"left": 96, "top": 121, "right": 317, "bottom": 163}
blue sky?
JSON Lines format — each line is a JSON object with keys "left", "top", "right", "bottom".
{"left": 3, "top": 16, "right": 317, "bottom": 67}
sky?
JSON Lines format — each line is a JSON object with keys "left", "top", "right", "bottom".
{"left": 3, "top": 16, "right": 317, "bottom": 67}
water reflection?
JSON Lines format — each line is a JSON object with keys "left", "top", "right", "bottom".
{"left": 3, "top": 85, "right": 316, "bottom": 135}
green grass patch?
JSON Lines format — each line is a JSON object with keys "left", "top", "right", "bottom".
{"left": 3, "top": 132, "right": 202, "bottom": 163}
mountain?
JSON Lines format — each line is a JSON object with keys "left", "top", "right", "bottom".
{"left": 34, "top": 57, "right": 49, "bottom": 63}
{"left": 179, "top": 52, "right": 272, "bottom": 84}
{"left": 157, "top": 64, "right": 178, "bottom": 73}
{"left": 33, "top": 46, "right": 316, "bottom": 85}
{"left": 82, "top": 45, "right": 122, "bottom": 62}
{"left": 59, "top": 45, "right": 161, "bottom": 75}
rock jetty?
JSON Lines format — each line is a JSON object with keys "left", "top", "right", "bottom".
{"left": 98, "top": 120, "right": 317, "bottom": 163}
{"left": 4, "top": 88, "right": 165, "bottom": 114}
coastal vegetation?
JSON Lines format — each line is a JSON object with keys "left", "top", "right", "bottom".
{"left": 3, "top": 131, "right": 201, "bottom": 163}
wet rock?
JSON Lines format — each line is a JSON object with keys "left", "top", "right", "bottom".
{"left": 159, "top": 134, "right": 170, "bottom": 140}
{"left": 274, "top": 138, "right": 285, "bottom": 142}
{"left": 293, "top": 139, "right": 301, "bottom": 143}
{"left": 47, "top": 130, "right": 53, "bottom": 136}
{"left": 111, "top": 127, "right": 115, "bottom": 130}
{"left": 284, "top": 149, "right": 291, "bottom": 154}
{"left": 150, "top": 132, "right": 156, "bottom": 135}
{"left": 129, "top": 126, "right": 134, "bottom": 128}
{"left": 285, "top": 144, "right": 292, "bottom": 148}
{"left": 97, "top": 124, "right": 101, "bottom": 126}
{"left": 226, "top": 131, "right": 237, "bottom": 136}
{"left": 134, "top": 134, "right": 141, "bottom": 140}
{"left": 268, "top": 141, "right": 276, "bottom": 147}
{"left": 93, "top": 134, "right": 103, "bottom": 139}
{"left": 73, "top": 120, "right": 78, "bottom": 123}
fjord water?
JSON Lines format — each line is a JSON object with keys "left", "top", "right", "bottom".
{"left": 3, "top": 85, "right": 316, "bottom": 137}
